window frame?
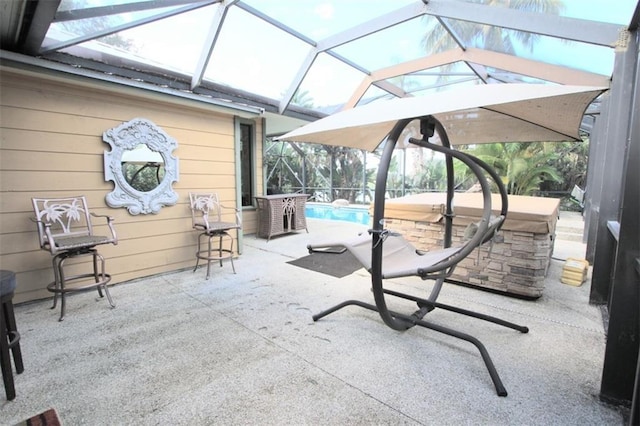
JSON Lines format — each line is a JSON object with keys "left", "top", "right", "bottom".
{"left": 235, "top": 117, "right": 257, "bottom": 210}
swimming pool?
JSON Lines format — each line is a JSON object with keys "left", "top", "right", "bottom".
{"left": 305, "top": 203, "right": 371, "bottom": 225}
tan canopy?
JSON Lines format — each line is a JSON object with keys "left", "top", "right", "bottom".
{"left": 277, "top": 84, "right": 607, "bottom": 151}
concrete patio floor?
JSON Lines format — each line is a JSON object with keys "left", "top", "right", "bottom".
{"left": 2, "top": 214, "right": 628, "bottom": 425}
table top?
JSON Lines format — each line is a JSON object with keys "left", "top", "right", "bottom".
{"left": 255, "top": 194, "right": 309, "bottom": 200}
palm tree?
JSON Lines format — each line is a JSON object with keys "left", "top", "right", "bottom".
{"left": 290, "top": 89, "right": 315, "bottom": 109}
{"left": 423, "top": 0, "right": 566, "bottom": 56}
{"left": 420, "top": 0, "right": 568, "bottom": 195}
{"left": 461, "top": 142, "right": 562, "bottom": 195}
{"left": 409, "top": 150, "right": 447, "bottom": 193}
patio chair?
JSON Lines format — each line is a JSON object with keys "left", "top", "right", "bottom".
{"left": 307, "top": 116, "right": 529, "bottom": 397}
{"left": 189, "top": 192, "right": 241, "bottom": 279}
{"left": 32, "top": 196, "right": 118, "bottom": 321}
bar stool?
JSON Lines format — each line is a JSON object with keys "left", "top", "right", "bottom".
{"left": 189, "top": 192, "right": 241, "bottom": 279}
{"left": 1, "top": 270, "right": 24, "bottom": 401}
{"left": 32, "top": 196, "right": 118, "bottom": 321}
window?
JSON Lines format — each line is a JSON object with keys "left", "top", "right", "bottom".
{"left": 239, "top": 121, "right": 255, "bottom": 207}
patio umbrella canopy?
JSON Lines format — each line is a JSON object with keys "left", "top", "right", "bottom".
{"left": 278, "top": 84, "right": 608, "bottom": 151}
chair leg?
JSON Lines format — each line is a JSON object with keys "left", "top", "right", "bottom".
{"left": 1, "top": 295, "right": 17, "bottom": 401}
{"left": 93, "top": 251, "right": 103, "bottom": 298}
{"left": 48, "top": 250, "right": 114, "bottom": 321}
{"left": 50, "top": 255, "right": 61, "bottom": 310}
{"left": 194, "top": 233, "right": 204, "bottom": 273}
{"left": 3, "top": 299, "right": 23, "bottom": 374}
{"left": 228, "top": 235, "right": 236, "bottom": 274}
{"left": 95, "top": 252, "right": 115, "bottom": 309}
{"left": 194, "top": 231, "right": 236, "bottom": 279}
{"left": 57, "top": 256, "right": 68, "bottom": 322}
{"left": 206, "top": 234, "right": 213, "bottom": 279}
{"left": 215, "top": 232, "right": 236, "bottom": 274}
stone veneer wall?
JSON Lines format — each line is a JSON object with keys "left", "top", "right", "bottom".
{"left": 384, "top": 217, "right": 556, "bottom": 299}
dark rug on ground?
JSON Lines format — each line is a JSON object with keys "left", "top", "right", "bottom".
{"left": 287, "top": 248, "right": 363, "bottom": 278}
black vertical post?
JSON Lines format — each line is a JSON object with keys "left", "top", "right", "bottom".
{"left": 588, "top": 38, "right": 637, "bottom": 305}
{"left": 599, "top": 26, "right": 640, "bottom": 407}
{"left": 632, "top": 351, "right": 640, "bottom": 425}
{"left": 432, "top": 120, "right": 454, "bottom": 249}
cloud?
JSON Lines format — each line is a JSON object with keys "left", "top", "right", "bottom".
{"left": 314, "top": 3, "right": 334, "bottom": 20}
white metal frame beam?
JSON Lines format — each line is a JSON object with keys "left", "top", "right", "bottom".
{"left": 423, "top": 0, "right": 623, "bottom": 47}
{"left": 40, "top": 0, "right": 218, "bottom": 54}
{"left": 276, "top": 0, "right": 622, "bottom": 114}
{"left": 191, "top": 1, "right": 240, "bottom": 90}
{"left": 344, "top": 47, "right": 611, "bottom": 109}
{"left": 276, "top": 2, "right": 428, "bottom": 113}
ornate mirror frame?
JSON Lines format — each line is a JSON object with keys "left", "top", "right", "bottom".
{"left": 103, "top": 118, "right": 179, "bottom": 215}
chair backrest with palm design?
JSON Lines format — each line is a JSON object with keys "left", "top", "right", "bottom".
{"left": 32, "top": 196, "right": 117, "bottom": 255}
{"left": 189, "top": 192, "right": 241, "bottom": 233}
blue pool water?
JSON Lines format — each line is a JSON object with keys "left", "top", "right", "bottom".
{"left": 305, "top": 204, "right": 370, "bottom": 225}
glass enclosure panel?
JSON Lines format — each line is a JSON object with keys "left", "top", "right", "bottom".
{"left": 203, "top": 7, "right": 311, "bottom": 100}
{"left": 484, "top": 67, "right": 562, "bottom": 85}
{"left": 354, "top": 62, "right": 479, "bottom": 105}
{"left": 557, "top": 0, "right": 637, "bottom": 25}
{"left": 435, "top": 17, "right": 615, "bottom": 76}
{"left": 242, "top": 0, "right": 416, "bottom": 38}
{"left": 406, "top": 78, "right": 481, "bottom": 98}
{"left": 389, "top": 62, "right": 479, "bottom": 93}
{"left": 524, "top": 36, "right": 615, "bottom": 76}
{"left": 456, "top": 0, "right": 636, "bottom": 25}
{"left": 331, "top": 17, "right": 437, "bottom": 72}
{"left": 297, "top": 52, "right": 368, "bottom": 113}
{"left": 48, "top": 4, "right": 215, "bottom": 75}
{"left": 357, "top": 85, "right": 396, "bottom": 106}
{"left": 41, "top": 0, "right": 632, "bottom": 122}
{"left": 58, "top": 0, "right": 150, "bottom": 12}
{"left": 47, "top": 5, "right": 180, "bottom": 43}
{"left": 106, "top": 6, "right": 215, "bottom": 75}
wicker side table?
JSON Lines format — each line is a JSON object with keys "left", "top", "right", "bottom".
{"left": 255, "top": 194, "right": 309, "bottom": 240}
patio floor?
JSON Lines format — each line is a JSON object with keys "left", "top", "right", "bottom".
{"left": 2, "top": 214, "right": 627, "bottom": 425}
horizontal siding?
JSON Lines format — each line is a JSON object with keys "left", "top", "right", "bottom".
{"left": 1, "top": 76, "right": 234, "bottom": 135}
{"left": 1, "top": 170, "right": 111, "bottom": 191}
{"left": 1, "top": 129, "right": 103, "bottom": 154}
{"left": 0, "top": 68, "right": 263, "bottom": 303}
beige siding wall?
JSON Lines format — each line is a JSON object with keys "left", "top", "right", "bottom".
{"left": 0, "top": 67, "right": 263, "bottom": 303}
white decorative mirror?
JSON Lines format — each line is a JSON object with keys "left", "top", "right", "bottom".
{"left": 103, "top": 118, "right": 179, "bottom": 215}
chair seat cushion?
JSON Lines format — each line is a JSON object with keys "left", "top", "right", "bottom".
{"left": 309, "top": 233, "right": 463, "bottom": 279}
{"left": 194, "top": 219, "right": 240, "bottom": 232}
{"left": 54, "top": 235, "right": 113, "bottom": 250}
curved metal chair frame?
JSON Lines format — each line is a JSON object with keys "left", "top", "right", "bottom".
{"left": 32, "top": 196, "right": 118, "bottom": 321}
{"left": 309, "top": 116, "right": 529, "bottom": 397}
{"left": 189, "top": 193, "right": 241, "bottom": 279}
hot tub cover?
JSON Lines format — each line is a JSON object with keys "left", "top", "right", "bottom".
{"left": 381, "top": 192, "right": 560, "bottom": 234}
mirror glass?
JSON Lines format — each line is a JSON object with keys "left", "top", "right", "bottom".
{"left": 103, "top": 118, "right": 179, "bottom": 215}
{"left": 121, "top": 144, "right": 166, "bottom": 192}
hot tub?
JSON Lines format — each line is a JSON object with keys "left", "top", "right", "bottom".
{"left": 380, "top": 192, "right": 560, "bottom": 298}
